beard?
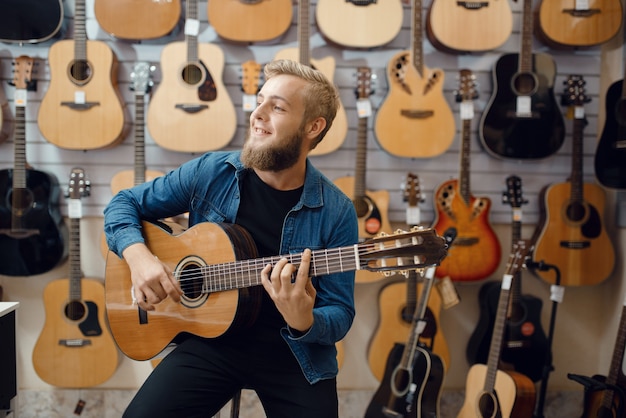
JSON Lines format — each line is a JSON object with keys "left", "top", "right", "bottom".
{"left": 241, "top": 125, "right": 304, "bottom": 172}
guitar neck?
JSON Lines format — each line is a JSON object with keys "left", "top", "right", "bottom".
{"left": 74, "top": 0, "right": 88, "bottom": 59}
{"left": 459, "top": 118, "right": 472, "bottom": 204}
{"left": 411, "top": 0, "right": 424, "bottom": 76}
{"left": 353, "top": 116, "right": 368, "bottom": 199}
{"left": 399, "top": 268, "right": 435, "bottom": 368}
{"left": 186, "top": 0, "right": 199, "bottom": 61}
{"left": 68, "top": 216, "right": 83, "bottom": 300}
{"left": 484, "top": 276, "right": 512, "bottom": 392}
{"left": 134, "top": 92, "right": 147, "bottom": 185}
{"left": 570, "top": 117, "right": 586, "bottom": 202}
{"left": 298, "top": 0, "right": 311, "bottom": 65}
{"left": 519, "top": 0, "right": 533, "bottom": 73}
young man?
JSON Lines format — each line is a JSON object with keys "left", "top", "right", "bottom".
{"left": 103, "top": 59, "right": 358, "bottom": 417}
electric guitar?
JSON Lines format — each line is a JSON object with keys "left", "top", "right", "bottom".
{"left": 37, "top": 0, "right": 128, "bottom": 150}
{"left": 147, "top": 0, "right": 237, "bottom": 153}
{"left": 105, "top": 222, "right": 448, "bottom": 360}
{"left": 478, "top": 0, "right": 565, "bottom": 160}
{"left": 466, "top": 175, "right": 550, "bottom": 382}
{"left": 0, "top": 56, "right": 68, "bottom": 276}
{"left": 432, "top": 69, "right": 501, "bottom": 282}
{"left": 457, "top": 241, "right": 537, "bottom": 418}
{"left": 533, "top": 75, "right": 615, "bottom": 286}
{"left": 334, "top": 67, "right": 392, "bottom": 284}
{"left": 374, "top": 0, "right": 455, "bottom": 158}
{"left": 94, "top": 0, "right": 181, "bottom": 40}
{"left": 273, "top": 0, "right": 348, "bottom": 156}
{"left": 33, "top": 168, "right": 119, "bottom": 388}
{"left": 207, "top": 0, "right": 292, "bottom": 42}
{"left": 0, "top": 0, "right": 65, "bottom": 43}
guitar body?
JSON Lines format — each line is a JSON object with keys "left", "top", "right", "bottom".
{"left": 0, "top": 0, "right": 65, "bottom": 43}
{"left": 533, "top": 182, "right": 615, "bottom": 286}
{"left": 32, "top": 278, "right": 119, "bottom": 387}
{"left": 595, "top": 79, "right": 626, "bottom": 190}
{"left": 38, "top": 40, "right": 128, "bottom": 150}
{"left": 368, "top": 280, "right": 450, "bottom": 381}
{"left": 147, "top": 42, "right": 236, "bottom": 153}
{"left": 315, "top": 0, "right": 403, "bottom": 48}
{"left": 426, "top": 0, "right": 512, "bottom": 53}
{"left": 581, "top": 375, "right": 626, "bottom": 418}
{"left": 365, "top": 343, "right": 444, "bottom": 418}
{"left": 375, "top": 52, "right": 455, "bottom": 158}
{"left": 479, "top": 53, "right": 565, "bottom": 160}
{"left": 466, "top": 281, "right": 550, "bottom": 382}
{"left": 273, "top": 48, "right": 348, "bottom": 156}
{"left": 94, "top": 0, "right": 181, "bottom": 40}
{"left": 537, "top": 0, "right": 623, "bottom": 48}
{"left": 432, "top": 179, "right": 501, "bottom": 282}
{"left": 0, "top": 169, "right": 67, "bottom": 276}
{"left": 207, "top": 0, "right": 292, "bottom": 42}
{"left": 457, "top": 365, "right": 536, "bottom": 418}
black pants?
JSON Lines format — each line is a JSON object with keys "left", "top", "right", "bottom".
{"left": 122, "top": 336, "right": 339, "bottom": 418}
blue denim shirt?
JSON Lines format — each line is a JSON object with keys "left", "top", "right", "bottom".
{"left": 103, "top": 151, "right": 358, "bottom": 384}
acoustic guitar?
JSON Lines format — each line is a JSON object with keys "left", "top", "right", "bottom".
{"left": 147, "top": 0, "right": 236, "bottom": 153}
{"left": 0, "top": 56, "right": 68, "bottom": 277}
{"left": 105, "top": 222, "right": 448, "bottom": 360}
{"left": 0, "top": 0, "right": 65, "bottom": 44}
{"left": 374, "top": 0, "right": 455, "bottom": 159}
{"left": 536, "top": 0, "right": 623, "bottom": 48}
{"left": 457, "top": 241, "right": 536, "bottom": 418}
{"left": 533, "top": 75, "right": 615, "bottom": 287}
{"left": 432, "top": 69, "right": 501, "bottom": 282}
{"left": 273, "top": 0, "right": 348, "bottom": 156}
{"left": 208, "top": 0, "right": 292, "bottom": 43}
{"left": 94, "top": 0, "right": 181, "bottom": 40}
{"left": 37, "top": 0, "right": 128, "bottom": 150}
{"left": 426, "top": 0, "right": 512, "bottom": 53}
{"left": 466, "top": 175, "right": 550, "bottom": 383}
{"left": 240, "top": 60, "right": 263, "bottom": 120}
{"left": 334, "top": 67, "right": 392, "bottom": 284}
{"left": 315, "top": 0, "right": 403, "bottom": 48}
{"left": 33, "top": 168, "right": 119, "bottom": 388}
{"left": 478, "top": 0, "right": 565, "bottom": 160}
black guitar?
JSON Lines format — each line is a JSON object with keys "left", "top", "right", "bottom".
{"left": 478, "top": 0, "right": 565, "bottom": 160}
{"left": 466, "top": 175, "right": 549, "bottom": 382}
{"left": 0, "top": 0, "right": 65, "bottom": 43}
{"left": 0, "top": 56, "right": 68, "bottom": 276}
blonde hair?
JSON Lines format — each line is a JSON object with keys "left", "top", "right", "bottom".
{"left": 264, "top": 59, "right": 339, "bottom": 149}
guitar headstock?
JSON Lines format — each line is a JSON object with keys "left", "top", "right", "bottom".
{"left": 241, "top": 60, "right": 263, "bottom": 96}
{"left": 10, "top": 55, "right": 37, "bottom": 92}
{"left": 504, "top": 240, "right": 532, "bottom": 277}
{"left": 403, "top": 172, "right": 424, "bottom": 226}
{"left": 561, "top": 74, "right": 591, "bottom": 109}
{"left": 67, "top": 167, "right": 91, "bottom": 200}
{"left": 355, "top": 66, "right": 374, "bottom": 100}
{"left": 455, "top": 69, "right": 478, "bottom": 103}
{"left": 130, "top": 62, "right": 154, "bottom": 94}
{"left": 502, "top": 175, "right": 528, "bottom": 209}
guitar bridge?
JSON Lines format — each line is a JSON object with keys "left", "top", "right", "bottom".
{"left": 175, "top": 104, "right": 209, "bottom": 114}
{"left": 61, "top": 102, "right": 100, "bottom": 111}
{"left": 59, "top": 339, "right": 92, "bottom": 347}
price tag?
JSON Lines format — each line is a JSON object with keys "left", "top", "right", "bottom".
{"left": 356, "top": 99, "right": 372, "bottom": 118}
{"left": 574, "top": 106, "right": 585, "bottom": 119}
{"left": 460, "top": 102, "right": 474, "bottom": 120}
{"left": 516, "top": 96, "right": 532, "bottom": 117}
{"left": 242, "top": 94, "right": 257, "bottom": 112}
{"left": 68, "top": 199, "right": 82, "bottom": 219}
{"left": 502, "top": 273, "right": 513, "bottom": 290}
{"left": 406, "top": 207, "right": 421, "bottom": 226}
{"left": 184, "top": 19, "right": 200, "bottom": 36}
{"left": 14, "top": 89, "right": 27, "bottom": 107}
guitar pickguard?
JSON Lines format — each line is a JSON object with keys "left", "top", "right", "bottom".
{"left": 78, "top": 301, "right": 103, "bottom": 337}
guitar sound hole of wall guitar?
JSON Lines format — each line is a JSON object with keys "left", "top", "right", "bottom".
{"left": 69, "top": 60, "right": 92, "bottom": 85}
{"left": 182, "top": 64, "right": 203, "bottom": 85}
{"left": 512, "top": 72, "right": 538, "bottom": 96}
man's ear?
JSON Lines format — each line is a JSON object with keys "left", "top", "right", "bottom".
{"left": 306, "top": 116, "right": 327, "bottom": 139}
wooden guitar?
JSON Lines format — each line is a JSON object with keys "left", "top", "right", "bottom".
{"left": 147, "top": 0, "right": 236, "bottom": 153}
{"left": 0, "top": 0, "right": 64, "bottom": 43}
{"left": 426, "top": 0, "right": 512, "bottom": 53}
{"left": 457, "top": 241, "right": 536, "bottom": 418}
{"left": 105, "top": 222, "right": 448, "bottom": 360}
{"left": 94, "top": 0, "right": 181, "bottom": 40}
{"left": 334, "top": 67, "right": 392, "bottom": 284}
{"left": 315, "top": 0, "right": 403, "bottom": 48}
{"left": 478, "top": 0, "right": 565, "bottom": 160}
{"left": 0, "top": 56, "right": 68, "bottom": 277}
{"left": 537, "top": 0, "right": 623, "bottom": 48}
{"left": 432, "top": 69, "right": 501, "bottom": 282}
{"left": 374, "top": 0, "right": 455, "bottom": 158}
{"left": 207, "top": 0, "right": 292, "bottom": 43}
{"left": 37, "top": 0, "right": 128, "bottom": 150}
{"left": 33, "top": 168, "right": 119, "bottom": 388}
{"left": 466, "top": 175, "right": 550, "bottom": 382}
{"left": 240, "top": 60, "right": 263, "bottom": 120}
{"left": 368, "top": 173, "right": 450, "bottom": 382}
{"left": 533, "top": 75, "right": 615, "bottom": 286}
{"left": 273, "top": 0, "right": 348, "bottom": 156}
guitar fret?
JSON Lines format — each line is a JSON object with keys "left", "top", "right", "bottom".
{"left": 74, "top": 0, "right": 87, "bottom": 61}
{"left": 411, "top": 0, "right": 423, "bottom": 76}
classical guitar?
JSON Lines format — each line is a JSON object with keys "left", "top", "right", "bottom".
{"left": 207, "top": 0, "right": 292, "bottom": 42}
{"left": 37, "top": 0, "right": 128, "bottom": 150}
{"left": 374, "top": 0, "right": 455, "bottom": 158}
{"left": 0, "top": 56, "right": 68, "bottom": 276}
{"left": 432, "top": 69, "right": 501, "bottom": 282}
{"left": 105, "top": 222, "right": 448, "bottom": 360}
{"left": 368, "top": 173, "right": 451, "bottom": 381}
{"left": 94, "top": 0, "right": 181, "bottom": 40}
{"left": 457, "top": 241, "right": 536, "bottom": 418}
{"left": 466, "top": 175, "right": 550, "bottom": 382}
{"left": 274, "top": 0, "right": 348, "bottom": 156}
{"left": 536, "top": 0, "right": 623, "bottom": 48}
{"left": 533, "top": 75, "right": 615, "bottom": 286}
{"left": 0, "top": 0, "right": 65, "bottom": 44}
{"left": 426, "top": 0, "right": 512, "bottom": 53}
{"left": 147, "top": 0, "right": 236, "bottom": 153}
{"left": 334, "top": 67, "right": 392, "bottom": 284}
{"left": 315, "top": 0, "right": 403, "bottom": 48}
{"left": 478, "top": 0, "right": 565, "bottom": 160}
{"left": 33, "top": 168, "right": 119, "bottom": 388}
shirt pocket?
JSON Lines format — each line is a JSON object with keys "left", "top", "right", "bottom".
{"left": 190, "top": 195, "right": 228, "bottom": 224}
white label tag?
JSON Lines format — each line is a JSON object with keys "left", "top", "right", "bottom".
{"left": 415, "top": 320, "right": 427, "bottom": 335}
{"left": 551, "top": 285, "right": 565, "bottom": 303}
{"left": 516, "top": 96, "right": 532, "bottom": 117}
{"left": 74, "top": 91, "right": 86, "bottom": 104}
{"left": 356, "top": 99, "right": 372, "bottom": 118}
{"left": 68, "top": 199, "right": 82, "bottom": 219}
{"left": 502, "top": 274, "right": 513, "bottom": 290}
{"left": 406, "top": 207, "right": 421, "bottom": 226}
{"left": 575, "top": 0, "right": 589, "bottom": 9}
{"left": 184, "top": 19, "right": 200, "bottom": 36}
{"left": 242, "top": 94, "right": 257, "bottom": 112}
{"left": 512, "top": 207, "right": 522, "bottom": 222}
{"left": 574, "top": 106, "right": 585, "bottom": 119}
{"left": 14, "top": 89, "right": 27, "bottom": 107}
{"left": 460, "top": 102, "right": 474, "bottom": 120}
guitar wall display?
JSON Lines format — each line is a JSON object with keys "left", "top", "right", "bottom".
{"left": 532, "top": 75, "right": 616, "bottom": 287}
{"left": 0, "top": 56, "right": 68, "bottom": 277}
{"left": 0, "top": 0, "right": 65, "bottom": 44}
{"left": 240, "top": 60, "right": 264, "bottom": 120}
{"left": 94, "top": 0, "right": 182, "bottom": 40}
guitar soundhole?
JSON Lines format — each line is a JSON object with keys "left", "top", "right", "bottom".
{"left": 176, "top": 256, "right": 210, "bottom": 308}
{"left": 565, "top": 201, "right": 587, "bottom": 223}
{"left": 65, "top": 300, "right": 86, "bottom": 321}
{"left": 353, "top": 197, "right": 370, "bottom": 218}
{"left": 512, "top": 72, "right": 538, "bottom": 96}
{"left": 7, "top": 188, "right": 34, "bottom": 216}
{"left": 477, "top": 392, "right": 498, "bottom": 418}
{"left": 182, "top": 64, "right": 204, "bottom": 86}
{"left": 68, "top": 59, "right": 92, "bottom": 86}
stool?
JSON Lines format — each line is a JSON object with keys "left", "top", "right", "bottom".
{"left": 213, "top": 389, "right": 243, "bottom": 418}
